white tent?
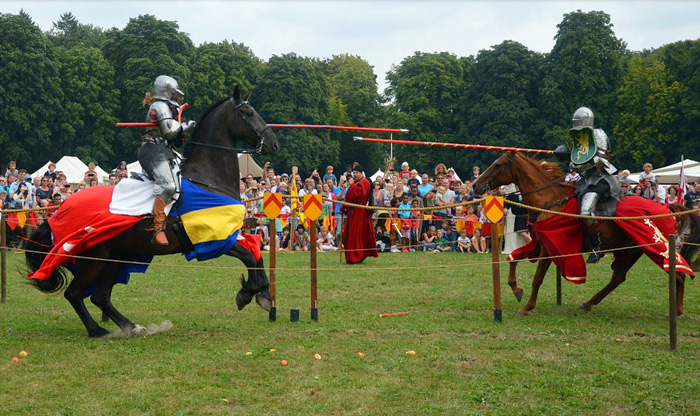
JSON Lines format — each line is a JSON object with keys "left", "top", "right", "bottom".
{"left": 448, "top": 167, "right": 462, "bottom": 182}
{"left": 370, "top": 169, "right": 384, "bottom": 182}
{"left": 31, "top": 156, "right": 109, "bottom": 184}
{"left": 124, "top": 153, "right": 263, "bottom": 178}
{"left": 629, "top": 159, "right": 700, "bottom": 185}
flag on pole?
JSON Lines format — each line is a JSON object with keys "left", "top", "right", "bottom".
{"left": 679, "top": 155, "right": 687, "bottom": 205}
{"left": 289, "top": 171, "right": 306, "bottom": 227}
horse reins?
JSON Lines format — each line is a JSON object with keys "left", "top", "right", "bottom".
{"left": 187, "top": 98, "right": 270, "bottom": 154}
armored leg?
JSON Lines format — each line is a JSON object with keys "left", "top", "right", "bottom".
{"left": 580, "top": 192, "right": 604, "bottom": 263}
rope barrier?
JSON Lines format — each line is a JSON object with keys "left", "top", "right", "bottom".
{"left": 503, "top": 199, "right": 700, "bottom": 221}
{"left": 0, "top": 239, "right": 670, "bottom": 274}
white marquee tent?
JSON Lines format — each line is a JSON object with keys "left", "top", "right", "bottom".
{"left": 628, "top": 159, "right": 700, "bottom": 185}
{"left": 31, "top": 156, "right": 110, "bottom": 184}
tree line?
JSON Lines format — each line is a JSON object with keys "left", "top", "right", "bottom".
{"left": 1, "top": 10, "right": 698, "bottom": 178}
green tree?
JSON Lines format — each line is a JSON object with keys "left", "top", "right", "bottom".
{"left": 325, "top": 54, "right": 384, "bottom": 170}
{"left": 614, "top": 56, "right": 681, "bottom": 168}
{"left": 385, "top": 52, "right": 465, "bottom": 173}
{"left": 0, "top": 11, "right": 63, "bottom": 169}
{"left": 54, "top": 45, "right": 119, "bottom": 166}
{"left": 189, "top": 41, "right": 262, "bottom": 121}
{"left": 547, "top": 10, "right": 627, "bottom": 128}
{"left": 255, "top": 54, "right": 335, "bottom": 174}
{"left": 102, "top": 15, "right": 194, "bottom": 163}
{"left": 458, "top": 41, "right": 545, "bottom": 173}
{"left": 49, "top": 12, "right": 105, "bottom": 49}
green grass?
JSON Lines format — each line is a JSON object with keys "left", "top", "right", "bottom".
{"left": 1, "top": 249, "right": 700, "bottom": 415}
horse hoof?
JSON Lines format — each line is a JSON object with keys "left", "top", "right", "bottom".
{"left": 88, "top": 326, "right": 111, "bottom": 338}
{"left": 255, "top": 292, "right": 271, "bottom": 311}
{"left": 131, "top": 324, "right": 147, "bottom": 335}
{"left": 516, "top": 309, "right": 530, "bottom": 316}
{"left": 515, "top": 289, "right": 524, "bottom": 302}
{"left": 578, "top": 303, "right": 591, "bottom": 311}
{"left": 236, "top": 289, "right": 254, "bottom": 311}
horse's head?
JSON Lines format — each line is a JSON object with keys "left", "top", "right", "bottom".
{"left": 225, "top": 85, "right": 279, "bottom": 155}
{"left": 472, "top": 152, "right": 517, "bottom": 196}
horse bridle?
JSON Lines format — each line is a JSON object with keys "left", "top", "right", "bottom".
{"left": 187, "top": 98, "right": 271, "bottom": 154}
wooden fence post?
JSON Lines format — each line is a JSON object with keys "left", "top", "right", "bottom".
{"left": 669, "top": 234, "right": 677, "bottom": 351}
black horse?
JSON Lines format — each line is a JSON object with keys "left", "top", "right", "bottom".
{"left": 25, "top": 86, "right": 279, "bottom": 337}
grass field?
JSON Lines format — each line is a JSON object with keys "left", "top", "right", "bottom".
{"left": 1, "top": 249, "right": 700, "bottom": 416}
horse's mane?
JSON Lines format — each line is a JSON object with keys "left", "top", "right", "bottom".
{"left": 182, "top": 96, "right": 230, "bottom": 159}
{"left": 517, "top": 153, "right": 565, "bottom": 182}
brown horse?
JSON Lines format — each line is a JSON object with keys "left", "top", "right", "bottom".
{"left": 473, "top": 152, "right": 700, "bottom": 315}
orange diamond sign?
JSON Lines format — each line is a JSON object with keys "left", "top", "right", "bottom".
{"left": 303, "top": 194, "right": 323, "bottom": 221}
{"left": 263, "top": 193, "right": 283, "bottom": 219}
{"left": 484, "top": 196, "right": 504, "bottom": 223}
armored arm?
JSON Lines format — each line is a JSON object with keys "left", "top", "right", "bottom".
{"left": 147, "top": 101, "right": 183, "bottom": 141}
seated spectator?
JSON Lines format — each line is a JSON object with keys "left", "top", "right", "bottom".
{"left": 56, "top": 181, "right": 71, "bottom": 201}
{"left": 0, "top": 190, "right": 8, "bottom": 209}
{"left": 641, "top": 178, "right": 656, "bottom": 200}
{"left": 255, "top": 217, "right": 269, "bottom": 248}
{"left": 456, "top": 229, "right": 471, "bottom": 253}
{"left": 0, "top": 176, "right": 8, "bottom": 199}
{"left": 471, "top": 228, "right": 487, "bottom": 253}
{"left": 408, "top": 184, "right": 423, "bottom": 208}
{"left": 88, "top": 177, "right": 100, "bottom": 188}
{"left": 47, "top": 193, "right": 62, "bottom": 217}
{"left": 317, "top": 224, "right": 337, "bottom": 251}
{"left": 434, "top": 229, "right": 450, "bottom": 252}
{"left": 632, "top": 185, "right": 643, "bottom": 196}
{"left": 108, "top": 173, "right": 119, "bottom": 186}
{"left": 440, "top": 219, "right": 457, "bottom": 250}
{"left": 294, "top": 224, "right": 308, "bottom": 251}
{"left": 685, "top": 182, "right": 700, "bottom": 207}
{"left": 375, "top": 225, "right": 392, "bottom": 253}
{"left": 420, "top": 225, "right": 438, "bottom": 252}
{"left": 654, "top": 181, "right": 666, "bottom": 204}
{"left": 371, "top": 180, "right": 390, "bottom": 207}
{"left": 280, "top": 226, "right": 292, "bottom": 251}
{"left": 75, "top": 181, "right": 87, "bottom": 192}
{"left": 13, "top": 182, "right": 33, "bottom": 209}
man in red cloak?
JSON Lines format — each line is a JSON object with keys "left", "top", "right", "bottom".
{"left": 341, "top": 164, "right": 378, "bottom": 264}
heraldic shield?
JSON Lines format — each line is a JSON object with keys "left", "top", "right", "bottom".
{"left": 569, "top": 127, "right": 597, "bottom": 165}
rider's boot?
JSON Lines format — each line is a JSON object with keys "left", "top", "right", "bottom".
{"left": 586, "top": 232, "right": 604, "bottom": 264}
{"left": 152, "top": 196, "right": 169, "bottom": 245}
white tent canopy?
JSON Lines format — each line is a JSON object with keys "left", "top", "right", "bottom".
{"left": 125, "top": 154, "right": 264, "bottom": 179}
{"left": 629, "top": 159, "right": 700, "bottom": 185}
{"left": 31, "top": 156, "right": 110, "bottom": 184}
{"left": 370, "top": 169, "right": 384, "bottom": 182}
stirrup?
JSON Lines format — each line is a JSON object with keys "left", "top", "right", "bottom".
{"left": 151, "top": 227, "right": 168, "bottom": 245}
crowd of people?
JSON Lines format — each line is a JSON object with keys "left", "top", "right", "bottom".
{"left": 2, "top": 157, "right": 697, "bottom": 254}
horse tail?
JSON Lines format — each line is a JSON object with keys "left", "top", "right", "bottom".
{"left": 669, "top": 204, "right": 700, "bottom": 273}
{"left": 24, "top": 221, "right": 69, "bottom": 293}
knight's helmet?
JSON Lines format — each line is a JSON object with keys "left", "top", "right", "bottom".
{"left": 570, "top": 107, "right": 594, "bottom": 131}
{"left": 153, "top": 75, "right": 184, "bottom": 104}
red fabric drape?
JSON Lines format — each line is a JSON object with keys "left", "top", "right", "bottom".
{"left": 27, "top": 186, "right": 143, "bottom": 281}
{"left": 533, "top": 197, "right": 587, "bottom": 283}
{"left": 341, "top": 177, "right": 378, "bottom": 264}
{"left": 614, "top": 196, "right": 694, "bottom": 276}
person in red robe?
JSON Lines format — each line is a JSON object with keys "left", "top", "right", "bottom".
{"left": 341, "top": 164, "right": 378, "bottom": 264}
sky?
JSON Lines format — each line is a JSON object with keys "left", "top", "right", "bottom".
{"left": 5, "top": 1, "right": 700, "bottom": 92}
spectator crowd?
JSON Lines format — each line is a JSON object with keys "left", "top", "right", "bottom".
{"left": 2, "top": 157, "right": 698, "bottom": 253}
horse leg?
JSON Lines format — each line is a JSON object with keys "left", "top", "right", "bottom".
{"left": 508, "top": 261, "right": 524, "bottom": 302}
{"left": 580, "top": 250, "right": 643, "bottom": 311}
{"left": 518, "top": 258, "right": 552, "bottom": 315}
{"left": 65, "top": 255, "right": 111, "bottom": 338}
{"left": 227, "top": 244, "right": 270, "bottom": 311}
{"left": 90, "top": 262, "right": 140, "bottom": 335}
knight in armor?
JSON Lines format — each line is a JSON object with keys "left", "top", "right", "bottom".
{"left": 139, "top": 75, "right": 196, "bottom": 245}
{"left": 555, "top": 107, "right": 622, "bottom": 263}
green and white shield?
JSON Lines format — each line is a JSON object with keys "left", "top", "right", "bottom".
{"left": 569, "top": 127, "right": 597, "bottom": 165}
